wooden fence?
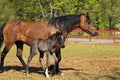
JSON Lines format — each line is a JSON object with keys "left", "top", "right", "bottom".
{"left": 67, "top": 30, "right": 120, "bottom": 43}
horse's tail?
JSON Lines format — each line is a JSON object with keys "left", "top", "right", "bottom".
{"left": 0, "top": 23, "right": 6, "bottom": 48}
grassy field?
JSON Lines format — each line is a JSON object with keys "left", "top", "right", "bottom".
{"left": 0, "top": 42, "right": 120, "bottom": 80}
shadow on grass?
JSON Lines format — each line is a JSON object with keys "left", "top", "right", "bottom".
{"left": 73, "top": 71, "right": 120, "bottom": 80}
{"left": 4, "top": 65, "right": 43, "bottom": 75}
{"left": 60, "top": 67, "right": 120, "bottom": 80}
{"left": 3, "top": 66, "right": 120, "bottom": 80}
{"left": 3, "top": 66, "right": 81, "bottom": 74}
{"left": 61, "top": 67, "right": 81, "bottom": 71}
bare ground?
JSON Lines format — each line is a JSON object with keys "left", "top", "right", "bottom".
{"left": 0, "top": 57, "right": 120, "bottom": 80}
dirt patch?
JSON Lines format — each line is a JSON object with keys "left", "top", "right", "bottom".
{"left": 2, "top": 57, "right": 120, "bottom": 80}
{"left": 60, "top": 57, "right": 120, "bottom": 75}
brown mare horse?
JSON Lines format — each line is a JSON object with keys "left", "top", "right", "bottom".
{"left": 0, "top": 19, "right": 60, "bottom": 72}
{"left": 40, "top": 13, "right": 97, "bottom": 75}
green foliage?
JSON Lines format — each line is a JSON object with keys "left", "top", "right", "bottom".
{"left": 0, "top": 0, "right": 16, "bottom": 25}
{"left": 0, "top": 0, "right": 119, "bottom": 30}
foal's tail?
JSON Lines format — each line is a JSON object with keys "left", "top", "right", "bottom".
{"left": 0, "top": 23, "right": 6, "bottom": 48}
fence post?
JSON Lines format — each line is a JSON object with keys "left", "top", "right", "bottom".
{"left": 113, "top": 31, "right": 116, "bottom": 43}
{"left": 89, "top": 36, "right": 92, "bottom": 42}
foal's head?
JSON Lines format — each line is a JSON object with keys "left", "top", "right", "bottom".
{"left": 47, "top": 31, "right": 65, "bottom": 52}
{"left": 55, "top": 31, "right": 65, "bottom": 48}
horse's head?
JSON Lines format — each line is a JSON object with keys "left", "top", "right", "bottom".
{"left": 79, "top": 13, "right": 97, "bottom": 36}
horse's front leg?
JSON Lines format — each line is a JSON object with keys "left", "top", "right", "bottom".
{"left": 55, "top": 48, "right": 63, "bottom": 75}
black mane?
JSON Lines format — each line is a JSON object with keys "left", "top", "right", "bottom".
{"left": 48, "top": 14, "right": 82, "bottom": 32}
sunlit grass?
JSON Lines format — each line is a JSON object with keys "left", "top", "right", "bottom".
{"left": 62, "top": 42, "right": 120, "bottom": 59}
{"left": 2, "top": 42, "right": 120, "bottom": 59}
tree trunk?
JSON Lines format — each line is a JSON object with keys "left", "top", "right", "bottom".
{"left": 95, "top": 16, "right": 99, "bottom": 30}
{"left": 38, "top": 0, "right": 45, "bottom": 18}
{"left": 109, "top": 15, "right": 112, "bottom": 30}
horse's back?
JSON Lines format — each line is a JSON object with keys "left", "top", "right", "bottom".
{"left": 3, "top": 19, "right": 59, "bottom": 45}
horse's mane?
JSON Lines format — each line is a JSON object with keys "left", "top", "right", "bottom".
{"left": 48, "top": 14, "right": 85, "bottom": 31}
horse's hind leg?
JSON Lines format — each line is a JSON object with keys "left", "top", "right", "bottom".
{"left": 0, "top": 44, "right": 13, "bottom": 72}
{"left": 15, "top": 41, "right": 26, "bottom": 69}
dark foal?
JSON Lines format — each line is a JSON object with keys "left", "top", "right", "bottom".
{"left": 26, "top": 32, "right": 65, "bottom": 77}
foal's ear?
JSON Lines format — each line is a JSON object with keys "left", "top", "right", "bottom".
{"left": 56, "top": 31, "right": 62, "bottom": 35}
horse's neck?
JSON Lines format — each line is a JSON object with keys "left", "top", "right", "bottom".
{"left": 62, "top": 25, "right": 78, "bottom": 37}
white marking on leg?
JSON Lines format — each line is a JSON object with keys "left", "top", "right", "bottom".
{"left": 45, "top": 68, "right": 49, "bottom": 78}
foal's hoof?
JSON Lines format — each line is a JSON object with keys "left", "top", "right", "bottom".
{"left": 26, "top": 74, "right": 29, "bottom": 76}
{"left": 26, "top": 71, "right": 29, "bottom": 76}
{"left": 46, "top": 75, "right": 50, "bottom": 78}
{"left": 45, "top": 72, "right": 50, "bottom": 78}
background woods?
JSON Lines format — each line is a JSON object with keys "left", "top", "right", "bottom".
{"left": 0, "top": 0, "right": 120, "bottom": 30}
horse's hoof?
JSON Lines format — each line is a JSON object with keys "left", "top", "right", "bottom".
{"left": 0, "top": 69, "right": 4, "bottom": 73}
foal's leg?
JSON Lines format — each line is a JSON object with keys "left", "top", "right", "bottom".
{"left": 39, "top": 50, "right": 45, "bottom": 71}
{"left": 51, "top": 52, "right": 58, "bottom": 75}
{"left": 0, "top": 43, "right": 13, "bottom": 72}
{"left": 26, "top": 44, "right": 38, "bottom": 76}
{"left": 45, "top": 51, "right": 50, "bottom": 77}
{"left": 15, "top": 41, "right": 26, "bottom": 69}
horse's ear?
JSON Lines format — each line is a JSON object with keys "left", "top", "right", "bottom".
{"left": 85, "top": 12, "right": 89, "bottom": 18}
{"left": 86, "top": 12, "right": 89, "bottom": 16}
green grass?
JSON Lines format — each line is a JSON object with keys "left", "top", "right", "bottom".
{"left": 62, "top": 42, "right": 120, "bottom": 59}
{"left": 2, "top": 42, "right": 120, "bottom": 59}
{"left": 0, "top": 42, "right": 120, "bottom": 80}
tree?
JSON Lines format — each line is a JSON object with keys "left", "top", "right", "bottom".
{"left": 0, "top": 0, "right": 16, "bottom": 25}
{"left": 0, "top": 0, "right": 120, "bottom": 30}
